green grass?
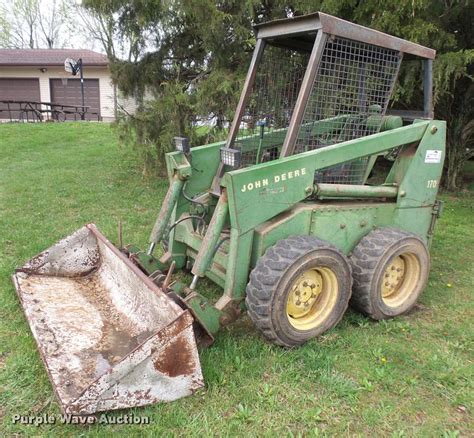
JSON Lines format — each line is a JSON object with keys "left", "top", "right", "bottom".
{"left": 0, "top": 123, "right": 473, "bottom": 436}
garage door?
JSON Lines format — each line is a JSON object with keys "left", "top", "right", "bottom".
{"left": 50, "top": 78, "right": 100, "bottom": 120}
{"left": 0, "top": 78, "right": 41, "bottom": 119}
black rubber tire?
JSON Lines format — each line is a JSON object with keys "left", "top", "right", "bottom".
{"left": 350, "top": 228, "right": 430, "bottom": 320}
{"left": 245, "top": 235, "right": 352, "bottom": 347}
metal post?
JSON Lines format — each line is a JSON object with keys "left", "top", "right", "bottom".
{"left": 225, "top": 38, "right": 266, "bottom": 149}
{"left": 210, "top": 39, "right": 266, "bottom": 194}
{"left": 280, "top": 31, "right": 328, "bottom": 157}
{"left": 423, "top": 59, "right": 433, "bottom": 119}
{"left": 191, "top": 190, "right": 229, "bottom": 279}
{"left": 78, "top": 58, "right": 85, "bottom": 120}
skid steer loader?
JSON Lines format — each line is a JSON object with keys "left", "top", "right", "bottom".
{"left": 13, "top": 12, "right": 445, "bottom": 415}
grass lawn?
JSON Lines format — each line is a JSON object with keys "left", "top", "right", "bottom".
{"left": 0, "top": 123, "right": 472, "bottom": 436}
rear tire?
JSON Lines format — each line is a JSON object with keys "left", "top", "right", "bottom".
{"left": 350, "top": 228, "right": 430, "bottom": 320}
{"left": 246, "top": 236, "right": 352, "bottom": 347}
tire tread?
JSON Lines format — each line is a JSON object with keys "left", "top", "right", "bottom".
{"left": 350, "top": 227, "right": 425, "bottom": 319}
{"left": 246, "top": 235, "right": 350, "bottom": 347}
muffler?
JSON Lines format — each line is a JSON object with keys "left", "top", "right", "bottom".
{"left": 12, "top": 224, "right": 203, "bottom": 415}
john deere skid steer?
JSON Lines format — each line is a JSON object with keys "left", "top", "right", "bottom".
{"left": 13, "top": 12, "right": 445, "bottom": 415}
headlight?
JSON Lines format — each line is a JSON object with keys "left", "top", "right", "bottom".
{"left": 220, "top": 147, "right": 241, "bottom": 168}
{"left": 174, "top": 136, "right": 190, "bottom": 154}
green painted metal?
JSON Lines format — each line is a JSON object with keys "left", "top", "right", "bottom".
{"left": 133, "top": 118, "right": 445, "bottom": 337}
{"left": 362, "top": 116, "right": 403, "bottom": 182}
{"left": 383, "top": 115, "right": 403, "bottom": 130}
{"left": 315, "top": 183, "right": 398, "bottom": 198}
{"left": 251, "top": 200, "right": 438, "bottom": 262}
{"left": 166, "top": 142, "right": 222, "bottom": 191}
{"left": 149, "top": 174, "right": 185, "bottom": 247}
{"left": 186, "top": 247, "right": 226, "bottom": 288}
{"left": 219, "top": 228, "right": 254, "bottom": 307}
{"left": 362, "top": 154, "right": 378, "bottom": 183}
{"left": 175, "top": 221, "right": 229, "bottom": 269}
{"left": 397, "top": 121, "right": 445, "bottom": 208}
{"left": 235, "top": 114, "right": 401, "bottom": 156}
{"left": 191, "top": 191, "right": 229, "bottom": 278}
{"left": 251, "top": 206, "right": 312, "bottom": 268}
{"left": 223, "top": 121, "right": 430, "bottom": 235}
{"left": 126, "top": 245, "right": 169, "bottom": 273}
{"left": 165, "top": 143, "right": 222, "bottom": 267}
{"left": 310, "top": 204, "right": 389, "bottom": 253}
{"left": 180, "top": 293, "right": 223, "bottom": 335}
{"left": 375, "top": 115, "right": 403, "bottom": 132}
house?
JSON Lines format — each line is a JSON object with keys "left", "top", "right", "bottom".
{"left": 0, "top": 48, "right": 123, "bottom": 121}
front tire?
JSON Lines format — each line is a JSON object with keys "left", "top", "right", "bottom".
{"left": 350, "top": 228, "right": 430, "bottom": 320}
{"left": 246, "top": 236, "right": 352, "bottom": 347}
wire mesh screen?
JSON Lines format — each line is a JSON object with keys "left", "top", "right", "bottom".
{"left": 234, "top": 44, "right": 310, "bottom": 167}
{"left": 294, "top": 36, "right": 402, "bottom": 184}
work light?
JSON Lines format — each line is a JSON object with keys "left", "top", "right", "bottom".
{"left": 220, "top": 147, "right": 241, "bottom": 168}
{"left": 174, "top": 136, "right": 190, "bottom": 154}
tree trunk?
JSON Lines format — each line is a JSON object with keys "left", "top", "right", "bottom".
{"left": 445, "top": 147, "right": 465, "bottom": 191}
{"left": 445, "top": 166, "right": 459, "bottom": 191}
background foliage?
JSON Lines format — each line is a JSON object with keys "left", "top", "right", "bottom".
{"left": 84, "top": 0, "right": 474, "bottom": 189}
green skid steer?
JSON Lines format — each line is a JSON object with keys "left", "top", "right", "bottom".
{"left": 13, "top": 12, "right": 445, "bottom": 415}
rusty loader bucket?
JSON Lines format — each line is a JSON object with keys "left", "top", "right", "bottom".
{"left": 12, "top": 224, "right": 203, "bottom": 415}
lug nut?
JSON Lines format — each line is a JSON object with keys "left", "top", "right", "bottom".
{"left": 303, "top": 281, "right": 308, "bottom": 287}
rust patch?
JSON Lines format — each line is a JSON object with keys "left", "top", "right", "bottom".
{"left": 153, "top": 336, "right": 194, "bottom": 378}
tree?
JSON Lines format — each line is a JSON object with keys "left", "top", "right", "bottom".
{"left": 72, "top": 0, "right": 148, "bottom": 62}
{"left": 72, "top": 1, "right": 117, "bottom": 59}
{"left": 38, "top": 0, "right": 68, "bottom": 49}
{"left": 0, "top": 0, "right": 39, "bottom": 48}
{"left": 0, "top": 0, "right": 70, "bottom": 49}
{"left": 85, "top": 0, "right": 473, "bottom": 187}
{"left": 82, "top": 0, "right": 255, "bottom": 175}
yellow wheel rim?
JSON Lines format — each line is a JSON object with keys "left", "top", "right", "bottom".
{"left": 286, "top": 267, "right": 339, "bottom": 330}
{"left": 381, "top": 253, "right": 420, "bottom": 307}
